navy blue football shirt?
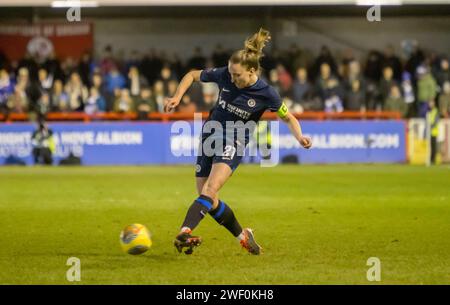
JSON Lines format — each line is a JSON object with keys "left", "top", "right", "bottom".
{"left": 200, "top": 66, "right": 282, "bottom": 145}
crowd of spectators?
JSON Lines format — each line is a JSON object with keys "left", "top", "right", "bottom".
{"left": 0, "top": 42, "right": 449, "bottom": 120}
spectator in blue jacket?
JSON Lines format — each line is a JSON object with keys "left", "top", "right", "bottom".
{"left": 105, "top": 66, "right": 126, "bottom": 95}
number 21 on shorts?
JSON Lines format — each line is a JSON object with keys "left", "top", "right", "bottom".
{"left": 222, "top": 145, "right": 236, "bottom": 160}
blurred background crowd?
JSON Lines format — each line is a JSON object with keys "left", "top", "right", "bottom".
{"left": 0, "top": 42, "right": 449, "bottom": 120}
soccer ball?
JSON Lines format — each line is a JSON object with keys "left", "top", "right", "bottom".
{"left": 120, "top": 224, "right": 152, "bottom": 255}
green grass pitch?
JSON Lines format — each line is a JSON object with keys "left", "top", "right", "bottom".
{"left": 0, "top": 164, "right": 449, "bottom": 284}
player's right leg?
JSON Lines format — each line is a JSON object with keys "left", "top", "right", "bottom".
{"left": 174, "top": 177, "right": 210, "bottom": 254}
{"left": 174, "top": 154, "right": 212, "bottom": 254}
{"left": 175, "top": 162, "right": 232, "bottom": 253}
{"left": 196, "top": 177, "right": 208, "bottom": 196}
{"left": 173, "top": 228, "right": 202, "bottom": 255}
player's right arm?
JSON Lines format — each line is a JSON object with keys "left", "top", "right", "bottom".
{"left": 164, "top": 70, "right": 202, "bottom": 112}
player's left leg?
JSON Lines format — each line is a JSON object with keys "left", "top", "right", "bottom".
{"left": 196, "top": 176, "right": 247, "bottom": 247}
{"left": 176, "top": 144, "right": 262, "bottom": 255}
{"left": 205, "top": 163, "right": 262, "bottom": 255}
{"left": 196, "top": 170, "right": 244, "bottom": 242}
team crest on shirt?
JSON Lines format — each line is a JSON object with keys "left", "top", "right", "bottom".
{"left": 247, "top": 99, "right": 256, "bottom": 107}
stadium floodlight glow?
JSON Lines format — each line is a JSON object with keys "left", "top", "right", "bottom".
{"left": 355, "top": 0, "right": 403, "bottom": 5}
{"left": 0, "top": 0, "right": 448, "bottom": 6}
{"left": 51, "top": 1, "right": 99, "bottom": 7}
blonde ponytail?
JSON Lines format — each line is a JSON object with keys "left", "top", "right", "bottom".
{"left": 230, "top": 28, "right": 271, "bottom": 71}
{"left": 244, "top": 28, "right": 271, "bottom": 59}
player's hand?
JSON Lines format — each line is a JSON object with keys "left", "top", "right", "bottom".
{"left": 164, "top": 97, "right": 180, "bottom": 113}
{"left": 299, "top": 136, "right": 312, "bottom": 149}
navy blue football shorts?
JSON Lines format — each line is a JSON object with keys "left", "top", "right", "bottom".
{"left": 195, "top": 134, "right": 245, "bottom": 178}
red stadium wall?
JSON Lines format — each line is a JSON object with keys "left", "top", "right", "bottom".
{"left": 0, "top": 23, "right": 93, "bottom": 61}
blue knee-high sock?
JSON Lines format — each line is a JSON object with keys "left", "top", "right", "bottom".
{"left": 181, "top": 195, "right": 213, "bottom": 231}
{"left": 209, "top": 200, "right": 243, "bottom": 237}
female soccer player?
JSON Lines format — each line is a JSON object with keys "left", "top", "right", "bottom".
{"left": 164, "top": 29, "right": 312, "bottom": 255}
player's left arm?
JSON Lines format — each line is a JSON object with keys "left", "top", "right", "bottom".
{"left": 277, "top": 102, "right": 312, "bottom": 149}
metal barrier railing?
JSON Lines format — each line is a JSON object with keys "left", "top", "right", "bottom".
{"left": 0, "top": 111, "right": 402, "bottom": 123}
